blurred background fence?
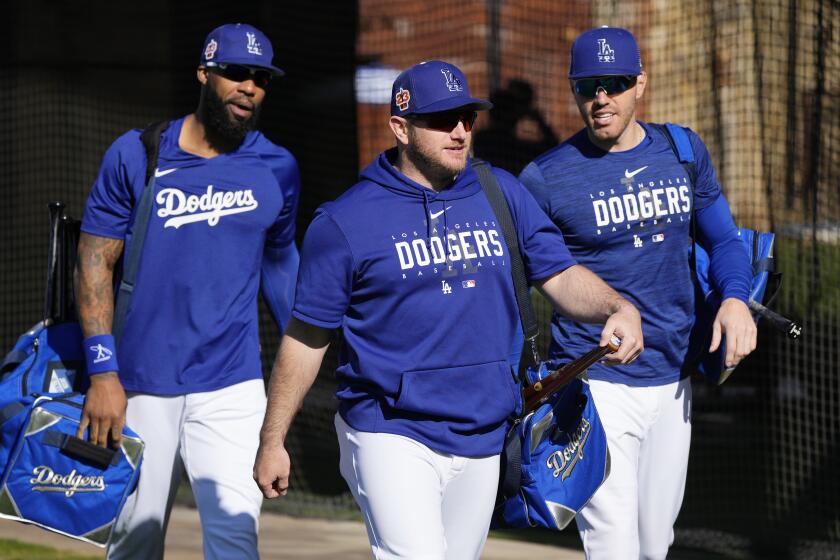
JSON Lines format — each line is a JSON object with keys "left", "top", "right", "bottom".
{"left": 1, "top": 1, "right": 837, "bottom": 558}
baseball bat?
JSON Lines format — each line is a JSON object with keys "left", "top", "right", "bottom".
{"left": 44, "top": 201, "right": 65, "bottom": 321}
{"left": 522, "top": 335, "right": 621, "bottom": 413}
{"left": 748, "top": 299, "right": 802, "bottom": 340}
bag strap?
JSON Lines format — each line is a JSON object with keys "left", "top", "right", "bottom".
{"left": 499, "top": 422, "right": 522, "bottom": 499}
{"left": 472, "top": 159, "right": 541, "bottom": 366}
{"left": 0, "top": 350, "right": 28, "bottom": 376}
{"left": 651, "top": 123, "right": 700, "bottom": 270}
{"left": 112, "top": 120, "right": 169, "bottom": 345}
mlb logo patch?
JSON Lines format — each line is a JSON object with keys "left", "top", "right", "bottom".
{"left": 652, "top": 233, "right": 665, "bottom": 243}
{"left": 462, "top": 279, "right": 476, "bottom": 288}
{"left": 395, "top": 88, "right": 410, "bottom": 111}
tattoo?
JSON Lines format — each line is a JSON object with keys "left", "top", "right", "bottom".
{"left": 76, "top": 233, "right": 124, "bottom": 337}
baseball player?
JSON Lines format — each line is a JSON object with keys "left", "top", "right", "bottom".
{"left": 519, "top": 27, "right": 757, "bottom": 560}
{"left": 76, "top": 23, "right": 299, "bottom": 560}
{"left": 253, "top": 60, "right": 644, "bottom": 560}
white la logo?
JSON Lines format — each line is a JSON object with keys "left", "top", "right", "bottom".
{"left": 597, "top": 38, "right": 615, "bottom": 62}
{"left": 633, "top": 234, "right": 643, "bottom": 248}
{"left": 246, "top": 32, "right": 262, "bottom": 55}
{"left": 441, "top": 280, "right": 452, "bottom": 294}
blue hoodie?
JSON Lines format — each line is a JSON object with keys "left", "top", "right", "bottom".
{"left": 293, "top": 149, "right": 575, "bottom": 456}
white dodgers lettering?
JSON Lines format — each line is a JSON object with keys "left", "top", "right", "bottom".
{"left": 592, "top": 185, "right": 691, "bottom": 228}
{"left": 156, "top": 186, "right": 259, "bottom": 229}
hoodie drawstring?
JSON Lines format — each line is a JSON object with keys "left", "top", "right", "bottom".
{"left": 422, "top": 189, "right": 433, "bottom": 246}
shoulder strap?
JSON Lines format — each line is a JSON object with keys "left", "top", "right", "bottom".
{"left": 112, "top": 120, "right": 169, "bottom": 345}
{"left": 650, "top": 122, "right": 700, "bottom": 267}
{"left": 472, "top": 159, "right": 541, "bottom": 366}
{"left": 650, "top": 122, "right": 697, "bottom": 186}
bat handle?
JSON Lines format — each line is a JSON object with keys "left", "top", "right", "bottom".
{"left": 747, "top": 299, "right": 802, "bottom": 340}
{"left": 606, "top": 335, "right": 621, "bottom": 353}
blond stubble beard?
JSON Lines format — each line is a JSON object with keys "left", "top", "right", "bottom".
{"left": 406, "top": 126, "right": 469, "bottom": 185}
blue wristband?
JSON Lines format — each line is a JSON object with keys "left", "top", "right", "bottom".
{"left": 83, "top": 334, "right": 120, "bottom": 376}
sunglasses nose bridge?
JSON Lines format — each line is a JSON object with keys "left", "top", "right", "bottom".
{"left": 593, "top": 84, "right": 610, "bottom": 100}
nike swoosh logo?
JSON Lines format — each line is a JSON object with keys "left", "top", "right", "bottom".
{"left": 624, "top": 166, "right": 648, "bottom": 179}
{"left": 430, "top": 206, "right": 452, "bottom": 220}
{"left": 155, "top": 168, "right": 178, "bottom": 178}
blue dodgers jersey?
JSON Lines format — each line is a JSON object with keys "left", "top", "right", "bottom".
{"left": 81, "top": 116, "right": 300, "bottom": 395}
{"left": 293, "top": 150, "right": 575, "bottom": 457}
{"left": 521, "top": 122, "right": 720, "bottom": 386}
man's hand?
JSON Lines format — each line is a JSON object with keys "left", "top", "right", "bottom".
{"left": 77, "top": 372, "right": 127, "bottom": 448}
{"left": 253, "top": 441, "right": 291, "bottom": 499}
{"left": 710, "top": 298, "right": 757, "bottom": 368}
{"left": 601, "top": 303, "right": 644, "bottom": 365}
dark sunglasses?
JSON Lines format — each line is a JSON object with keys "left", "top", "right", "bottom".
{"left": 408, "top": 110, "right": 478, "bottom": 132}
{"left": 572, "top": 75, "right": 637, "bottom": 99}
{"left": 209, "top": 63, "right": 273, "bottom": 89}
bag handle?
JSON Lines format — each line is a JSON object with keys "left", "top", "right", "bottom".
{"left": 473, "top": 159, "right": 541, "bottom": 367}
{"left": 42, "top": 430, "right": 118, "bottom": 469}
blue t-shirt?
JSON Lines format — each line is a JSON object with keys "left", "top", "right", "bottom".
{"left": 293, "top": 150, "right": 576, "bottom": 457}
{"left": 81, "top": 116, "right": 300, "bottom": 395}
{"left": 520, "top": 122, "right": 720, "bottom": 387}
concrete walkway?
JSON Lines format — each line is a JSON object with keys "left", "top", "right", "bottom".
{"left": 0, "top": 506, "right": 584, "bottom": 559}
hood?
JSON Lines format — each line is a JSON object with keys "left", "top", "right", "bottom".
{"left": 360, "top": 148, "right": 484, "bottom": 241}
{"left": 360, "top": 148, "right": 482, "bottom": 201}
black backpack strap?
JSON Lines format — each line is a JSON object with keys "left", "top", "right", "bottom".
{"left": 499, "top": 421, "right": 522, "bottom": 499}
{"left": 112, "top": 120, "right": 169, "bottom": 345}
{"left": 473, "top": 159, "right": 541, "bottom": 366}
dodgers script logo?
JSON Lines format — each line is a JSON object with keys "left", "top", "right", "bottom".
{"left": 597, "top": 38, "right": 615, "bottom": 63}
{"left": 440, "top": 68, "right": 463, "bottom": 92}
{"left": 156, "top": 186, "right": 259, "bottom": 229}
{"left": 546, "top": 417, "right": 592, "bottom": 481}
{"left": 30, "top": 466, "right": 106, "bottom": 497}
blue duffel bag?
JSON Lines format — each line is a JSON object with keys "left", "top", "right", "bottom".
{"left": 687, "top": 228, "right": 780, "bottom": 384}
{"left": 493, "top": 363, "right": 610, "bottom": 530}
{"left": 0, "top": 393, "right": 144, "bottom": 547}
{"left": 0, "top": 320, "right": 84, "bottom": 401}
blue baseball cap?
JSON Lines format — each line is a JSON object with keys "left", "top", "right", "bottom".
{"left": 390, "top": 60, "right": 492, "bottom": 116}
{"left": 569, "top": 26, "right": 642, "bottom": 79}
{"left": 200, "top": 23, "right": 284, "bottom": 76}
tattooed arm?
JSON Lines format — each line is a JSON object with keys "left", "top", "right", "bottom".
{"left": 75, "top": 232, "right": 127, "bottom": 448}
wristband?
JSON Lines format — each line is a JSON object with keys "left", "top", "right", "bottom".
{"left": 83, "top": 334, "right": 120, "bottom": 375}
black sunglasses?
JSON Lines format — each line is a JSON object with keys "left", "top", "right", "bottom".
{"left": 209, "top": 63, "right": 273, "bottom": 89}
{"left": 408, "top": 110, "right": 478, "bottom": 132}
{"left": 572, "top": 75, "right": 637, "bottom": 99}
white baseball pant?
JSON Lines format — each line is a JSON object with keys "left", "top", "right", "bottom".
{"left": 576, "top": 377, "right": 692, "bottom": 560}
{"left": 335, "top": 414, "right": 500, "bottom": 560}
{"left": 106, "top": 378, "right": 266, "bottom": 560}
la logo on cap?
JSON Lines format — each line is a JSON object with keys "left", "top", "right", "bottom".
{"left": 597, "top": 38, "right": 615, "bottom": 62}
{"left": 246, "top": 32, "right": 262, "bottom": 55}
{"left": 440, "top": 69, "right": 463, "bottom": 92}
